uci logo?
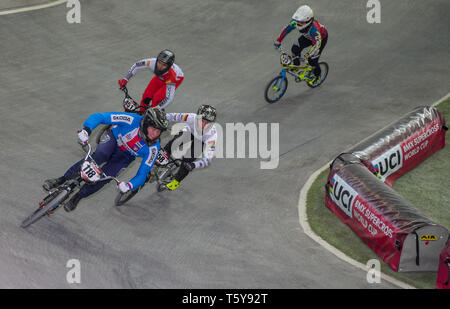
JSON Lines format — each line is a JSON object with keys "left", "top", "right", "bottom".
{"left": 372, "top": 145, "right": 403, "bottom": 181}
{"left": 330, "top": 174, "right": 357, "bottom": 218}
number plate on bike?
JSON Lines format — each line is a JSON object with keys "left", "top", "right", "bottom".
{"left": 81, "top": 160, "right": 102, "bottom": 183}
{"left": 156, "top": 149, "right": 169, "bottom": 166}
{"left": 123, "top": 98, "right": 139, "bottom": 112}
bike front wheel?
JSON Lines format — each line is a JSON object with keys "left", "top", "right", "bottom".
{"left": 21, "top": 190, "right": 69, "bottom": 228}
{"left": 264, "top": 75, "right": 288, "bottom": 103}
{"left": 114, "top": 189, "right": 140, "bottom": 206}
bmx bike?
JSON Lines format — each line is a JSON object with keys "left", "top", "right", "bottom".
{"left": 264, "top": 45, "right": 329, "bottom": 103}
{"left": 21, "top": 143, "right": 121, "bottom": 228}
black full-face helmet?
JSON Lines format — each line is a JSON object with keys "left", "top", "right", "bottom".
{"left": 196, "top": 105, "right": 217, "bottom": 133}
{"left": 197, "top": 105, "right": 217, "bottom": 123}
{"left": 154, "top": 49, "right": 175, "bottom": 76}
{"left": 139, "top": 108, "right": 169, "bottom": 145}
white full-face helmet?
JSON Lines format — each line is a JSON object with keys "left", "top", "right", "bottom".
{"left": 292, "top": 5, "right": 314, "bottom": 30}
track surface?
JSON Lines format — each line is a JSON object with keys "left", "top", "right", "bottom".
{"left": 0, "top": 0, "right": 449, "bottom": 288}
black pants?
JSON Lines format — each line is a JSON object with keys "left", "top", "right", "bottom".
{"left": 163, "top": 131, "right": 204, "bottom": 182}
{"left": 291, "top": 35, "right": 328, "bottom": 76}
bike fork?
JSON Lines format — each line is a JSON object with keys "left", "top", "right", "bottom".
{"left": 274, "top": 70, "right": 287, "bottom": 90}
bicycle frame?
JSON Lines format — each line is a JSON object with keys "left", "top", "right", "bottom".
{"left": 152, "top": 153, "right": 182, "bottom": 186}
{"left": 274, "top": 46, "right": 313, "bottom": 89}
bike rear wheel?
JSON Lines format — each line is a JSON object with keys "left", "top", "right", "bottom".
{"left": 21, "top": 190, "right": 69, "bottom": 228}
{"left": 264, "top": 75, "right": 288, "bottom": 103}
{"left": 307, "top": 62, "right": 329, "bottom": 88}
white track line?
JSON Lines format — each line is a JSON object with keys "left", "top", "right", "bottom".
{"left": 0, "top": 0, "right": 68, "bottom": 15}
{"left": 298, "top": 92, "right": 449, "bottom": 289}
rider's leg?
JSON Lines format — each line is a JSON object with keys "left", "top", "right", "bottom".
{"left": 167, "top": 137, "right": 204, "bottom": 190}
{"left": 309, "top": 35, "right": 328, "bottom": 78}
{"left": 64, "top": 148, "right": 135, "bottom": 212}
{"left": 139, "top": 76, "right": 164, "bottom": 112}
{"left": 76, "top": 149, "right": 135, "bottom": 199}
{"left": 163, "top": 129, "right": 191, "bottom": 157}
{"left": 61, "top": 130, "right": 116, "bottom": 181}
{"left": 174, "top": 158, "right": 196, "bottom": 182}
{"left": 291, "top": 36, "right": 311, "bottom": 65}
{"left": 150, "top": 85, "right": 168, "bottom": 108}
{"left": 151, "top": 78, "right": 182, "bottom": 109}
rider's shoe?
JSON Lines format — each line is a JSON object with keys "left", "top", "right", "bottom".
{"left": 308, "top": 74, "right": 320, "bottom": 86}
{"left": 166, "top": 179, "right": 180, "bottom": 191}
{"left": 63, "top": 194, "right": 81, "bottom": 212}
{"left": 43, "top": 176, "right": 65, "bottom": 191}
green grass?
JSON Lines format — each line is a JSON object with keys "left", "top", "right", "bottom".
{"left": 306, "top": 97, "right": 450, "bottom": 289}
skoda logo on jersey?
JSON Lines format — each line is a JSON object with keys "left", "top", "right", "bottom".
{"left": 111, "top": 114, "right": 133, "bottom": 125}
{"left": 371, "top": 145, "right": 403, "bottom": 182}
{"left": 329, "top": 174, "right": 357, "bottom": 218}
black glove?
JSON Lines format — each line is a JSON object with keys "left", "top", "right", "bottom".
{"left": 182, "top": 162, "right": 195, "bottom": 172}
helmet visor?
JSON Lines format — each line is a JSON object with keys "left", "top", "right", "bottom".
{"left": 296, "top": 20, "right": 310, "bottom": 27}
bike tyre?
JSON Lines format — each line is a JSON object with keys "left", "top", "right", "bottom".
{"left": 264, "top": 75, "right": 288, "bottom": 103}
{"left": 95, "top": 125, "right": 112, "bottom": 145}
{"left": 21, "top": 190, "right": 68, "bottom": 228}
{"left": 157, "top": 183, "right": 167, "bottom": 192}
{"left": 114, "top": 189, "right": 140, "bottom": 206}
{"left": 306, "top": 62, "right": 329, "bottom": 88}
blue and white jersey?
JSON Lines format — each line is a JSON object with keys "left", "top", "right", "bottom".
{"left": 83, "top": 112, "right": 159, "bottom": 190}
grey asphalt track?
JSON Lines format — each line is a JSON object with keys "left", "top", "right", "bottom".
{"left": 0, "top": 0, "right": 449, "bottom": 288}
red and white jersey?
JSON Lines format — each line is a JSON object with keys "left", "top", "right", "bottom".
{"left": 125, "top": 58, "right": 184, "bottom": 85}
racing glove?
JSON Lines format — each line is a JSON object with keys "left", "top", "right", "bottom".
{"left": 182, "top": 162, "right": 195, "bottom": 172}
{"left": 118, "top": 78, "right": 128, "bottom": 88}
{"left": 77, "top": 128, "right": 90, "bottom": 145}
{"left": 273, "top": 40, "right": 281, "bottom": 49}
{"left": 117, "top": 182, "right": 131, "bottom": 193}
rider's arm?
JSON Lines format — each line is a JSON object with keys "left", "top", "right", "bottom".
{"left": 127, "top": 143, "right": 159, "bottom": 190}
{"left": 166, "top": 112, "right": 196, "bottom": 123}
{"left": 82, "top": 112, "right": 137, "bottom": 132}
{"left": 156, "top": 83, "right": 176, "bottom": 109}
{"left": 305, "top": 27, "right": 323, "bottom": 59}
{"left": 193, "top": 129, "right": 217, "bottom": 169}
{"left": 276, "top": 19, "right": 297, "bottom": 43}
{"left": 124, "top": 58, "right": 156, "bottom": 81}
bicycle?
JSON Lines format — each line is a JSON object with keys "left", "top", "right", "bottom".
{"left": 95, "top": 86, "right": 141, "bottom": 145}
{"left": 114, "top": 147, "right": 182, "bottom": 206}
{"left": 21, "top": 143, "right": 122, "bottom": 228}
{"left": 264, "top": 45, "right": 329, "bottom": 103}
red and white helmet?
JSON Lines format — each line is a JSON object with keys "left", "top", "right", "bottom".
{"left": 292, "top": 5, "right": 314, "bottom": 30}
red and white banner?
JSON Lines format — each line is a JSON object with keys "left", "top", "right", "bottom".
{"left": 371, "top": 119, "right": 446, "bottom": 186}
{"left": 325, "top": 106, "right": 448, "bottom": 272}
{"left": 436, "top": 238, "right": 450, "bottom": 289}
